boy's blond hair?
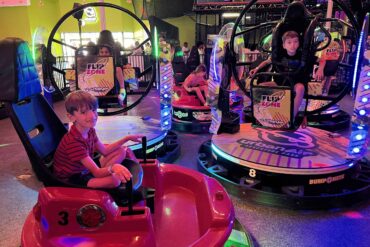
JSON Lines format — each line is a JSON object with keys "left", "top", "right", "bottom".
{"left": 193, "top": 64, "right": 207, "bottom": 74}
{"left": 65, "top": 90, "right": 98, "bottom": 114}
{"left": 282, "top": 31, "right": 299, "bottom": 43}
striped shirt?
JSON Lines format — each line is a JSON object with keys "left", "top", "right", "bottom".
{"left": 53, "top": 125, "right": 98, "bottom": 180}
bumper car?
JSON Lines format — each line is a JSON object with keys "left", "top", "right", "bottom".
{"left": 172, "top": 86, "right": 212, "bottom": 133}
{"left": 21, "top": 159, "right": 234, "bottom": 247}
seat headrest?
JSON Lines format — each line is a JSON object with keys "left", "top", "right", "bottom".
{"left": 271, "top": 2, "right": 318, "bottom": 75}
{"left": 284, "top": 1, "right": 308, "bottom": 23}
{"left": 0, "top": 38, "right": 42, "bottom": 102}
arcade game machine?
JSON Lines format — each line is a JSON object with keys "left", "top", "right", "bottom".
{"left": 44, "top": 3, "right": 179, "bottom": 163}
{"left": 198, "top": 0, "right": 369, "bottom": 209}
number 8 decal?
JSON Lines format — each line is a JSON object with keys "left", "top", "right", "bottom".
{"left": 249, "top": 169, "right": 256, "bottom": 178}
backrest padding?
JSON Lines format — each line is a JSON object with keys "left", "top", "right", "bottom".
{"left": 0, "top": 38, "right": 41, "bottom": 102}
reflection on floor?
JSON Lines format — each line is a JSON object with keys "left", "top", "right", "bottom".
{"left": 0, "top": 91, "right": 369, "bottom": 247}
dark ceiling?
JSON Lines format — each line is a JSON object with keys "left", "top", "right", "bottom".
{"left": 132, "top": 0, "right": 194, "bottom": 19}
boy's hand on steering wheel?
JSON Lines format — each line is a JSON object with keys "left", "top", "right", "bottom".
{"left": 126, "top": 134, "right": 144, "bottom": 143}
{"left": 111, "top": 164, "right": 132, "bottom": 183}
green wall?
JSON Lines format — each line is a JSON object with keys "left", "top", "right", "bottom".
{"left": 28, "top": 0, "right": 60, "bottom": 44}
{"left": 57, "top": 0, "right": 139, "bottom": 33}
{"left": 0, "top": 1, "right": 195, "bottom": 46}
{"left": 0, "top": 0, "right": 142, "bottom": 43}
{"left": 0, "top": 6, "right": 31, "bottom": 41}
{"left": 164, "top": 15, "right": 195, "bottom": 47}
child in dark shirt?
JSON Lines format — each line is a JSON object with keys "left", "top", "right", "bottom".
{"left": 250, "top": 30, "right": 320, "bottom": 118}
{"left": 54, "top": 90, "right": 142, "bottom": 188}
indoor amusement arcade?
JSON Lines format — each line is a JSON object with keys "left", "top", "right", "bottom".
{"left": 0, "top": 1, "right": 369, "bottom": 247}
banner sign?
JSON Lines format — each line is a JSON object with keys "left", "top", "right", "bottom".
{"left": 76, "top": 56, "right": 114, "bottom": 96}
{"left": 252, "top": 86, "right": 291, "bottom": 128}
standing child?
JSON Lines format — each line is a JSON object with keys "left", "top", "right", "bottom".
{"left": 53, "top": 90, "right": 143, "bottom": 188}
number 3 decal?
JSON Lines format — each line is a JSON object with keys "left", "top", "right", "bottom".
{"left": 58, "top": 211, "right": 69, "bottom": 226}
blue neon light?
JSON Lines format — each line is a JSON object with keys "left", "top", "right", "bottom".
{"left": 364, "top": 85, "right": 370, "bottom": 90}
{"left": 355, "top": 134, "right": 363, "bottom": 140}
{"left": 130, "top": 131, "right": 167, "bottom": 151}
{"left": 41, "top": 216, "right": 49, "bottom": 231}
{"left": 352, "top": 30, "right": 364, "bottom": 94}
{"left": 359, "top": 109, "right": 366, "bottom": 115}
{"left": 212, "top": 143, "right": 240, "bottom": 163}
{"left": 367, "top": 72, "right": 370, "bottom": 77}
{"left": 361, "top": 97, "right": 368, "bottom": 103}
{"left": 212, "top": 41, "right": 218, "bottom": 81}
{"left": 353, "top": 147, "right": 361, "bottom": 153}
{"left": 59, "top": 237, "right": 92, "bottom": 246}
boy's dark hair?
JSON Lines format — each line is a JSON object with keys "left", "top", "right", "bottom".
{"left": 196, "top": 41, "right": 204, "bottom": 48}
{"left": 65, "top": 90, "right": 98, "bottom": 114}
{"left": 282, "top": 31, "right": 299, "bottom": 43}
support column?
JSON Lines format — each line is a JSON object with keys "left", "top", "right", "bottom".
{"left": 99, "top": 0, "right": 106, "bottom": 31}
{"left": 326, "top": 0, "right": 333, "bottom": 30}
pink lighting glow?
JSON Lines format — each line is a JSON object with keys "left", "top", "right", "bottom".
{"left": 0, "top": 0, "right": 30, "bottom": 7}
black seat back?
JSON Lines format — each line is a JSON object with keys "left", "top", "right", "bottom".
{"left": 271, "top": 1, "right": 317, "bottom": 77}
{"left": 172, "top": 51, "right": 189, "bottom": 84}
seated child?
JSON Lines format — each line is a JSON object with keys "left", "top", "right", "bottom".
{"left": 182, "top": 64, "right": 208, "bottom": 106}
{"left": 53, "top": 90, "right": 143, "bottom": 188}
{"left": 249, "top": 30, "right": 322, "bottom": 118}
{"left": 98, "top": 45, "right": 126, "bottom": 106}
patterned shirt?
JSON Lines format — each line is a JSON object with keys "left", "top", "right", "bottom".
{"left": 53, "top": 125, "right": 98, "bottom": 180}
